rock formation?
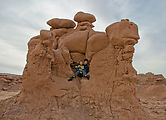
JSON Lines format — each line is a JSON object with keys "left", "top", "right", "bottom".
{"left": 0, "top": 11, "right": 152, "bottom": 120}
{"left": 136, "top": 73, "right": 166, "bottom": 120}
{"left": 0, "top": 74, "right": 22, "bottom": 92}
{"left": 0, "top": 74, "right": 22, "bottom": 103}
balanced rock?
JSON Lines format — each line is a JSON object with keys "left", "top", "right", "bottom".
{"left": 47, "top": 18, "right": 76, "bottom": 29}
{"left": 74, "top": 11, "right": 96, "bottom": 23}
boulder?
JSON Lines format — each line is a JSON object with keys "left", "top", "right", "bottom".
{"left": 58, "top": 30, "right": 89, "bottom": 53}
{"left": 47, "top": 18, "right": 76, "bottom": 29}
{"left": 70, "top": 52, "right": 85, "bottom": 63}
{"left": 86, "top": 32, "right": 108, "bottom": 60}
{"left": 74, "top": 11, "right": 96, "bottom": 23}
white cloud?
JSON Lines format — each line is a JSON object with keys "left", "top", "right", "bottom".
{"left": 133, "top": 27, "right": 166, "bottom": 77}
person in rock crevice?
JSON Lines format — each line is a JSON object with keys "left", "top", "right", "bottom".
{"left": 68, "top": 59, "right": 90, "bottom": 81}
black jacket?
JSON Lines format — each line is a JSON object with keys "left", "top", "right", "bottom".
{"left": 84, "top": 64, "right": 89, "bottom": 73}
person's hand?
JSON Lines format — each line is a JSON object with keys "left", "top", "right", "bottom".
{"left": 81, "top": 66, "right": 84, "bottom": 69}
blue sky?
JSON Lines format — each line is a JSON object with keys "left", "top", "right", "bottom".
{"left": 0, "top": 0, "right": 165, "bottom": 77}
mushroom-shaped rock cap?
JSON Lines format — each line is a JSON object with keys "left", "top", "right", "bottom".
{"left": 74, "top": 11, "right": 96, "bottom": 23}
{"left": 47, "top": 18, "right": 76, "bottom": 29}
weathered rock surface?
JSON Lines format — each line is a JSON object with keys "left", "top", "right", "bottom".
{"left": 47, "top": 18, "right": 76, "bottom": 29}
{"left": 0, "top": 11, "right": 156, "bottom": 120}
{"left": 0, "top": 74, "right": 22, "bottom": 102}
{"left": 136, "top": 73, "right": 166, "bottom": 120}
{"left": 74, "top": 11, "right": 96, "bottom": 23}
{"left": 0, "top": 74, "right": 22, "bottom": 92}
{"left": 1, "top": 73, "right": 166, "bottom": 119}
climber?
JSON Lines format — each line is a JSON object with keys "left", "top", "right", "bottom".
{"left": 83, "top": 59, "right": 89, "bottom": 74}
{"left": 83, "top": 59, "right": 90, "bottom": 80}
{"left": 68, "top": 59, "right": 89, "bottom": 81}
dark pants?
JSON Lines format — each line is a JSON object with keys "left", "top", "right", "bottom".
{"left": 74, "top": 70, "right": 86, "bottom": 77}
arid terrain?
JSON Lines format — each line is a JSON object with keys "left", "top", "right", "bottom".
{"left": 0, "top": 73, "right": 166, "bottom": 120}
{"left": 136, "top": 73, "right": 166, "bottom": 120}
{"left": 0, "top": 73, "right": 22, "bottom": 101}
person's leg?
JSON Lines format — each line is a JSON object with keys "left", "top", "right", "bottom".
{"left": 68, "top": 71, "right": 79, "bottom": 81}
{"left": 82, "top": 70, "right": 86, "bottom": 76}
{"left": 82, "top": 70, "right": 90, "bottom": 80}
{"left": 86, "top": 75, "right": 90, "bottom": 80}
{"left": 74, "top": 71, "right": 80, "bottom": 77}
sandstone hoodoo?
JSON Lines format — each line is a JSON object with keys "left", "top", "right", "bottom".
{"left": 47, "top": 18, "right": 76, "bottom": 29}
{"left": 74, "top": 11, "right": 96, "bottom": 23}
{"left": 0, "top": 11, "right": 151, "bottom": 120}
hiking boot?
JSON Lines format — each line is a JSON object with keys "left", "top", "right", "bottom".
{"left": 85, "top": 75, "right": 90, "bottom": 80}
{"left": 68, "top": 76, "right": 75, "bottom": 81}
{"left": 68, "top": 77, "right": 73, "bottom": 81}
